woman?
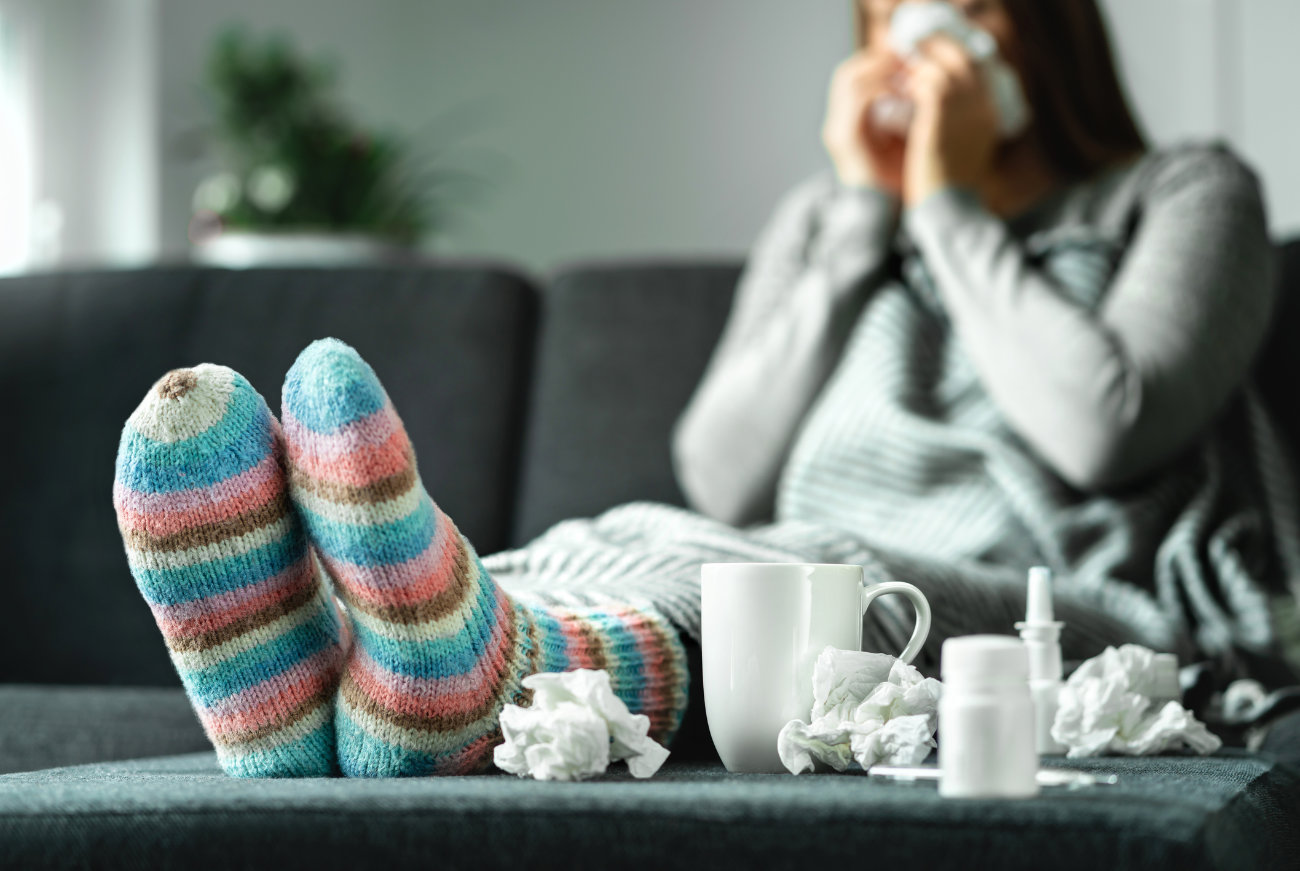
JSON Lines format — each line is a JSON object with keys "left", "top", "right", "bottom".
{"left": 112, "top": 0, "right": 1295, "bottom": 779}
{"left": 676, "top": 0, "right": 1295, "bottom": 665}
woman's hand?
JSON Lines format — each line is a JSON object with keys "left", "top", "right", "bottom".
{"left": 902, "top": 35, "right": 1000, "bottom": 206}
{"left": 822, "top": 49, "right": 907, "bottom": 194}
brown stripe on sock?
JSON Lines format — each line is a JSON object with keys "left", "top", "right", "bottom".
{"left": 638, "top": 613, "right": 686, "bottom": 742}
{"left": 341, "top": 600, "right": 522, "bottom": 734}
{"left": 333, "top": 532, "right": 477, "bottom": 626}
{"left": 288, "top": 450, "right": 418, "bottom": 507}
{"left": 124, "top": 490, "right": 291, "bottom": 554}
{"left": 471, "top": 729, "right": 505, "bottom": 774}
{"left": 223, "top": 675, "right": 338, "bottom": 746}
{"left": 165, "top": 571, "right": 320, "bottom": 653}
{"left": 573, "top": 618, "right": 609, "bottom": 673}
{"left": 509, "top": 610, "right": 541, "bottom": 709}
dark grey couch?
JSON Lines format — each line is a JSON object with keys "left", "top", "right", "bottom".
{"left": 2, "top": 258, "right": 1299, "bottom": 870}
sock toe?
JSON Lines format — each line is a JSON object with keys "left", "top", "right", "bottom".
{"left": 116, "top": 364, "right": 266, "bottom": 496}
{"left": 282, "top": 338, "right": 388, "bottom": 434}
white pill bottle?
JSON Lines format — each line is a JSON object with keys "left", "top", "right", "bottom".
{"left": 938, "top": 635, "right": 1040, "bottom": 799}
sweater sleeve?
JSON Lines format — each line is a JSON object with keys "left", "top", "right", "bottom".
{"left": 902, "top": 144, "right": 1277, "bottom": 491}
{"left": 670, "top": 171, "right": 900, "bottom": 526}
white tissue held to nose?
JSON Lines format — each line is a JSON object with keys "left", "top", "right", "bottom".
{"left": 871, "top": 0, "right": 1031, "bottom": 138}
{"left": 888, "top": 0, "right": 997, "bottom": 60}
{"left": 493, "top": 668, "right": 670, "bottom": 781}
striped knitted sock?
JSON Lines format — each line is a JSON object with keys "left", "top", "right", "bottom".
{"left": 112, "top": 365, "right": 348, "bottom": 777}
{"left": 281, "top": 338, "right": 689, "bottom": 777}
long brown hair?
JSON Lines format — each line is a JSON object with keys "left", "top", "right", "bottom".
{"left": 854, "top": 0, "right": 1147, "bottom": 181}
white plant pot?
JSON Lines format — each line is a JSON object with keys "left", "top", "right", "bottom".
{"left": 191, "top": 231, "right": 410, "bottom": 268}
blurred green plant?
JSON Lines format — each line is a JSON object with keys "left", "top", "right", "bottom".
{"left": 193, "top": 27, "right": 462, "bottom": 245}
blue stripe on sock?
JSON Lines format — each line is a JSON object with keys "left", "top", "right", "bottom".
{"left": 134, "top": 529, "right": 306, "bottom": 605}
{"left": 185, "top": 618, "right": 338, "bottom": 706}
{"left": 335, "top": 703, "right": 498, "bottom": 777}
{"left": 282, "top": 342, "right": 386, "bottom": 433}
{"left": 520, "top": 604, "right": 569, "bottom": 673}
{"left": 116, "top": 384, "right": 270, "bottom": 495}
{"left": 297, "top": 495, "right": 436, "bottom": 568}
{"left": 592, "top": 611, "right": 646, "bottom": 712}
{"left": 224, "top": 720, "right": 338, "bottom": 778}
{"left": 349, "top": 577, "right": 505, "bottom": 679}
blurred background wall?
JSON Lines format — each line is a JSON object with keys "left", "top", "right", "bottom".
{"left": 1, "top": 0, "right": 1297, "bottom": 275}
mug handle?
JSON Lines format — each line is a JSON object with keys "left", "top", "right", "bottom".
{"left": 859, "top": 581, "right": 932, "bottom": 665}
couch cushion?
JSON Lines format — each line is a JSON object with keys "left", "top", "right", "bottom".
{"left": 0, "top": 685, "right": 209, "bottom": 775}
{"left": 512, "top": 261, "right": 740, "bottom": 546}
{"left": 0, "top": 265, "right": 538, "bottom": 685}
{"left": 1, "top": 738, "right": 1296, "bottom": 871}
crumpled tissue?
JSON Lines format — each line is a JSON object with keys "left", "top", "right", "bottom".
{"left": 1051, "top": 644, "right": 1222, "bottom": 758}
{"left": 777, "top": 646, "right": 943, "bottom": 775}
{"left": 493, "top": 668, "right": 670, "bottom": 781}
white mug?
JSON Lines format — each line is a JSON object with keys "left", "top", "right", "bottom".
{"left": 701, "top": 562, "right": 932, "bottom": 773}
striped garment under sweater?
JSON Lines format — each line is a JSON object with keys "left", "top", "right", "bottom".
{"left": 281, "top": 338, "right": 689, "bottom": 777}
{"left": 112, "top": 365, "right": 348, "bottom": 777}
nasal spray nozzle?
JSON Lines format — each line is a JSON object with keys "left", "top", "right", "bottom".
{"left": 1015, "top": 567, "right": 1067, "bottom": 755}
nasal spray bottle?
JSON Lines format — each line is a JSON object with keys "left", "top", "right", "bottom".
{"left": 1015, "top": 566, "right": 1066, "bottom": 755}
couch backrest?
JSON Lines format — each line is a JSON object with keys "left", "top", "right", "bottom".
{"left": 0, "top": 265, "right": 538, "bottom": 685}
{"left": 510, "top": 261, "right": 740, "bottom": 546}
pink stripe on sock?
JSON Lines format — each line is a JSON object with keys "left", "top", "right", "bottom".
{"left": 315, "top": 512, "right": 460, "bottom": 604}
{"left": 118, "top": 474, "right": 283, "bottom": 540}
{"left": 205, "top": 658, "right": 338, "bottom": 740}
{"left": 114, "top": 453, "right": 281, "bottom": 533}
{"left": 203, "top": 646, "right": 341, "bottom": 720}
{"left": 443, "top": 731, "right": 500, "bottom": 774}
{"left": 147, "top": 553, "right": 314, "bottom": 619}
{"left": 282, "top": 403, "right": 400, "bottom": 463}
{"left": 346, "top": 590, "right": 517, "bottom": 719}
{"left": 616, "top": 607, "right": 670, "bottom": 721}
{"left": 153, "top": 554, "right": 317, "bottom": 639}
{"left": 560, "top": 616, "right": 604, "bottom": 670}
{"left": 287, "top": 426, "right": 412, "bottom": 488}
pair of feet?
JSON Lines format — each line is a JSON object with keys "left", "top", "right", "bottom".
{"left": 112, "top": 338, "right": 688, "bottom": 777}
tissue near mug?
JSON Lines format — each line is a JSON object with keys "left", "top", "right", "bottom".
{"left": 777, "top": 646, "right": 942, "bottom": 775}
{"left": 870, "top": 0, "right": 1031, "bottom": 138}
{"left": 493, "top": 669, "right": 670, "bottom": 781}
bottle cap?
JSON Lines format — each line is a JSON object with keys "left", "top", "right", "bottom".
{"left": 941, "top": 635, "right": 1029, "bottom": 684}
{"left": 1025, "top": 566, "right": 1055, "bottom": 624}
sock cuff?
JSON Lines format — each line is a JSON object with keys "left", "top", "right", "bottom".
{"left": 516, "top": 599, "right": 691, "bottom": 745}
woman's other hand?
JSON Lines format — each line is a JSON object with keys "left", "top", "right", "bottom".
{"left": 822, "top": 48, "right": 907, "bottom": 194}
{"left": 903, "top": 35, "right": 999, "bottom": 206}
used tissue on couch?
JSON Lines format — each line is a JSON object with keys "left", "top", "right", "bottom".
{"left": 1051, "top": 644, "right": 1222, "bottom": 758}
{"left": 777, "top": 647, "right": 943, "bottom": 775}
{"left": 493, "top": 668, "right": 670, "bottom": 781}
